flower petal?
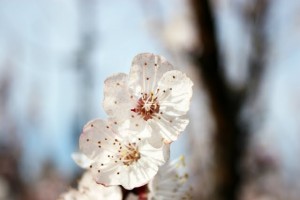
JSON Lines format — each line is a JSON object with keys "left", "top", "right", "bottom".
{"left": 129, "top": 53, "right": 173, "bottom": 95}
{"left": 148, "top": 156, "right": 193, "bottom": 200}
{"left": 90, "top": 140, "right": 169, "bottom": 190}
{"left": 57, "top": 189, "right": 81, "bottom": 200}
{"left": 71, "top": 152, "right": 94, "bottom": 169}
{"left": 79, "top": 119, "right": 119, "bottom": 161}
{"left": 58, "top": 171, "right": 122, "bottom": 200}
{"left": 103, "top": 73, "right": 136, "bottom": 120}
{"left": 79, "top": 171, "right": 123, "bottom": 200}
{"left": 157, "top": 70, "right": 193, "bottom": 116}
{"left": 79, "top": 119, "right": 169, "bottom": 189}
{"left": 150, "top": 115, "right": 189, "bottom": 144}
{"left": 118, "top": 141, "right": 170, "bottom": 190}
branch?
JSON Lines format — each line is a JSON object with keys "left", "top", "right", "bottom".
{"left": 189, "top": 0, "right": 245, "bottom": 199}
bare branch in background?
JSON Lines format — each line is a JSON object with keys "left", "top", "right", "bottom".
{"left": 189, "top": 0, "right": 269, "bottom": 199}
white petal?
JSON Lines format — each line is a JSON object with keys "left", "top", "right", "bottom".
{"left": 129, "top": 53, "right": 173, "bottom": 95}
{"left": 102, "top": 73, "right": 148, "bottom": 132}
{"left": 103, "top": 73, "right": 136, "bottom": 120}
{"left": 148, "top": 156, "right": 192, "bottom": 200}
{"left": 79, "top": 119, "right": 120, "bottom": 161}
{"left": 78, "top": 171, "right": 122, "bottom": 200}
{"left": 79, "top": 119, "right": 169, "bottom": 189}
{"left": 118, "top": 141, "right": 170, "bottom": 190}
{"left": 57, "top": 189, "right": 81, "bottom": 200}
{"left": 157, "top": 70, "right": 193, "bottom": 116}
{"left": 80, "top": 119, "right": 122, "bottom": 186}
{"left": 91, "top": 161, "right": 124, "bottom": 186}
{"left": 149, "top": 115, "right": 189, "bottom": 144}
{"left": 117, "top": 119, "right": 151, "bottom": 138}
{"left": 127, "top": 117, "right": 149, "bottom": 135}
{"left": 71, "top": 152, "right": 94, "bottom": 169}
{"left": 58, "top": 171, "right": 122, "bottom": 200}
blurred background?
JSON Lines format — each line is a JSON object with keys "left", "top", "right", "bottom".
{"left": 1, "top": 0, "right": 300, "bottom": 199}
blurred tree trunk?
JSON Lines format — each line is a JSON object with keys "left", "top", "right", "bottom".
{"left": 189, "top": 0, "right": 268, "bottom": 199}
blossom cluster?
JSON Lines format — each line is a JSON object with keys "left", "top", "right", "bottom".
{"left": 58, "top": 53, "right": 193, "bottom": 199}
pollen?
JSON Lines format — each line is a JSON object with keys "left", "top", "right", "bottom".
{"left": 118, "top": 143, "right": 141, "bottom": 166}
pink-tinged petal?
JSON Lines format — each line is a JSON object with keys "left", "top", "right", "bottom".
{"left": 103, "top": 73, "right": 136, "bottom": 120}
{"left": 157, "top": 70, "right": 193, "bottom": 116}
{"left": 129, "top": 53, "right": 173, "bottom": 95}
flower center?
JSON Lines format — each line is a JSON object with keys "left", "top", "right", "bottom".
{"left": 120, "top": 143, "right": 141, "bottom": 166}
{"left": 131, "top": 93, "right": 160, "bottom": 121}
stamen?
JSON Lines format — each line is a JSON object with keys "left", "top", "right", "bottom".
{"left": 131, "top": 93, "right": 160, "bottom": 121}
{"left": 117, "top": 143, "right": 141, "bottom": 166}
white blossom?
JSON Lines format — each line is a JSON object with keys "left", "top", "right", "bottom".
{"left": 79, "top": 118, "right": 170, "bottom": 190}
{"left": 57, "top": 171, "right": 122, "bottom": 200}
{"left": 103, "top": 53, "right": 193, "bottom": 144}
{"left": 148, "top": 156, "right": 193, "bottom": 200}
{"left": 58, "top": 189, "right": 81, "bottom": 200}
{"left": 72, "top": 152, "right": 94, "bottom": 169}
